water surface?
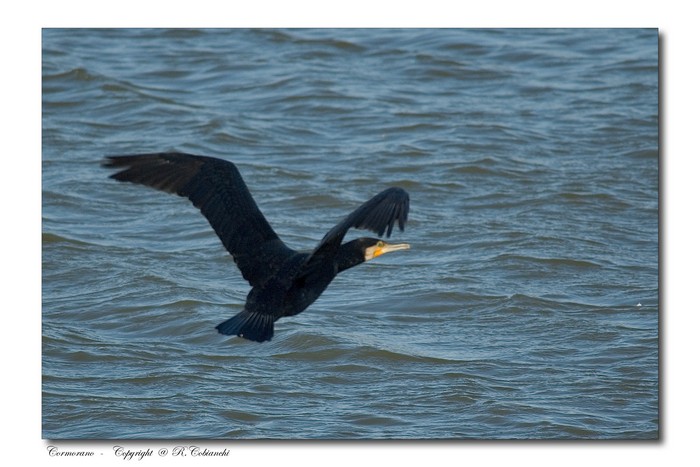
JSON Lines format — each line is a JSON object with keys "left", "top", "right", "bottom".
{"left": 42, "top": 28, "right": 658, "bottom": 439}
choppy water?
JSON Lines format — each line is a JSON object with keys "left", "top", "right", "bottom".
{"left": 42, "top": 28, "right": 658, "bottom": 439}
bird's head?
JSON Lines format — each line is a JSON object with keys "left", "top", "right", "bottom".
{"left": 358, "top": 238, "right": 411, "bottom": 262}
{"left": 336, "top": 237, "right": 411, "bottom": 273}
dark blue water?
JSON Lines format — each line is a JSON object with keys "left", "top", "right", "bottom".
{"left": 42, "top": 28, "right": 658, "bottom": 439}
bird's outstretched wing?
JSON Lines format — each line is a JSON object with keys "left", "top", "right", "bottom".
{"left": 315, "top": 187, "right": 410, "bottom": 255}
{"left": 104, "top": 152, "right": 294, "bottom": 287}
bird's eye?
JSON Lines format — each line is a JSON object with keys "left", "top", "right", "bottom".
{"left": 377, "top": 241, "right": 385, "bottom": 248}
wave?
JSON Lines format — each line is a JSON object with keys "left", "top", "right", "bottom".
{"left": 492, "top": 253, "right": 602, "bottom": 269}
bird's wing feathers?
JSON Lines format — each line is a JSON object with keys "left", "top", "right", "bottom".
{"left": 313, "top": 187, "right": 410, "bottom": 257}
{"left": 104, "top": 153, "right": 294, "bottom": 287}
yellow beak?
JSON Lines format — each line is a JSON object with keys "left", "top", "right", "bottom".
{"left": 369, "top": 242, "right": 411, "bottom": 260}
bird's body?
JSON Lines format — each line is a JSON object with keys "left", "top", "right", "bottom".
{"left": 104, "top": 153, "right": 410, "bottom": 342}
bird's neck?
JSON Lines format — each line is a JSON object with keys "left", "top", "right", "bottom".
{"left": 336, "top": 241, "right": 366, "bottom": 273}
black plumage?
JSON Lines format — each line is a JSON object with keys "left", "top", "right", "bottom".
{"left": 104, "top": 152, "right": 410, "bottom": 342}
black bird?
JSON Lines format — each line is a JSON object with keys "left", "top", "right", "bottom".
{"left": 104, "top": 152, "right": 410, "bottom": 342}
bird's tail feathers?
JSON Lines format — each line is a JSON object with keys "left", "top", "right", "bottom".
{"left": 216, "top": 310, "right": 275, "bottom": 342}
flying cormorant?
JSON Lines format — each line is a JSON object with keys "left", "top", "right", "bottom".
{"left": 104, "top": 152, "right": 410, "bottom": 342}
